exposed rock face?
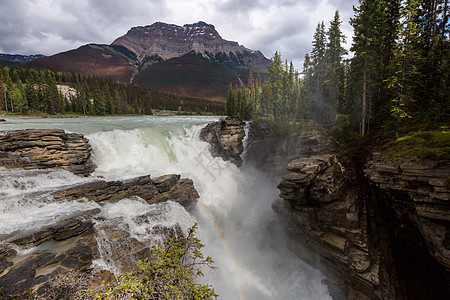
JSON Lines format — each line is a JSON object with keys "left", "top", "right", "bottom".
{"left": 112, "top": 21, "right": 269, "bottom": 70}
{"left": 364, "top": 154, "right": 450, "bottom": 294}
{"left": 271, "top": 128, "right": 450, "bottom": 299}
{"left": 275, "top": 154, "right": 377, "bottom": 299}
{"left": 0, "top": 129, "right": 94, "bottom": 176}
{"left": 200, "top": 117, "right": 246, "bottom": 167}
{"left": 29, "top": 21, "right": 269, "bottom": 101}
{"left": 0, "top": 210, "right": 99, "bottom": 296}
{"left": 53, "top": 174, "right": 199, "bottom": 207}
{"left": 0, "top": 173, "right": 199, "bottom": 297}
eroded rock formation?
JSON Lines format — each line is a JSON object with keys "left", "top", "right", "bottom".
{"left": 0, "top": 129, "right": 94, "bottom": 176}
{"left": 112, "top": 21, "right": 269, "bottom": 70}
{"left": 200, "top": 117, "right": 246, "bottom": 167}
{"left": 0, "top": 172, "right": 199, "bottom": 297}
{"left": 53, "top": 174, "right": 199, "bottom": 207}
{"left": 246, "top": 120, "right": 449, "bottom": 299}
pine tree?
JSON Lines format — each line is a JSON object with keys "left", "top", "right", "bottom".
{"left": 325, "top": 10, "right": 347, "bottom": 121}
{"left": 310, "top": 21, "right": 327, "bottom": 122}
{"left": 348, "top": 1, "right": 390, "bottom": 135}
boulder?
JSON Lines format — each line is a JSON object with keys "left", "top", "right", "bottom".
{"left": 0, "top": 129, "right": 94, "bottom": 176}
{"left": 200, "top": 117, "right": 246, "bottom": 166}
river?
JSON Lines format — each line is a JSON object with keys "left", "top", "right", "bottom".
{"left": 0, "top": 116, "right": 330, "bottom": 299}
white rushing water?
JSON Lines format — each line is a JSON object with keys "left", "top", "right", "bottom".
{"left": 0, "top": 116, "right": 330, "bottom": 299}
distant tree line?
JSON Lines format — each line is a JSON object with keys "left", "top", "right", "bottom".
{"left": 0, "top": 66, "right": 225, "bottom": 115}
{"left": 228, "top": 1, "right": 448, "bottom": 139}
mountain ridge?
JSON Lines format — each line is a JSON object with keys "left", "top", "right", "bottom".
{"left": 0, "top": 53, "right": 46, "bottom": 65}
{"left": 27, "top": 21, "right": 269, "bottom": 100}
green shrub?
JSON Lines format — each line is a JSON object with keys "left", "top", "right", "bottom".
{"left": 44, "top": 223, "right": 217, "bottom": 300}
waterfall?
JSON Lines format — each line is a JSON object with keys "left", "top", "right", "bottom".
{"left": 0, "top": 116, "right": 330, "bottom": 299}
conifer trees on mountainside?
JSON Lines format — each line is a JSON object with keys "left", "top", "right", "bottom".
{"left": 0, "top": 67, "right": 225, "bottom": 115}
{"left": 227, "top": 1, "right": 448, "bottom": 139}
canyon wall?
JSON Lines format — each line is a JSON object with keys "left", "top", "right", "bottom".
{"left": 245, "top": 122, "right": 449, "bottom": 299}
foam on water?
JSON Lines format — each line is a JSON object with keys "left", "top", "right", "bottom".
{"left": 0, "top": 116, "right": 331, "bottom": 299}
{"left": 0, "top": 167, "right": 100, "bottom": 235}
{"left": 85, "top": 121, "right": 331, "bottom": 299}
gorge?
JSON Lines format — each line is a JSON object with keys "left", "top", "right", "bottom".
{"left": 0, "top": 116, "right": 448, "bottom": 299}
{"left": 0, "top": 116, "right": 330, "bottom": 299}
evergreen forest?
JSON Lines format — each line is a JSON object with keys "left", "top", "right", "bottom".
{"left": 0, "top": 66, "right": 225, "bottom": 116}
{"left": 227, "top": 1, "right": 449, "bottom": 140}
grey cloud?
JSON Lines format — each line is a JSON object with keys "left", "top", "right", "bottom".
{"left": 0, "top": 0, "right": 357, "bottom": 67}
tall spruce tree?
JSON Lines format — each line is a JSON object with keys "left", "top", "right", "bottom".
{"left": 325, "top": 10, "right": 347, "bottom": 121}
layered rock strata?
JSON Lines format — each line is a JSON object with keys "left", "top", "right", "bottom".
{"left": 200, "top": 117, "right": 246, "bottom": 167}
{"left": 0, "top": 129, "right": 94, "bottom": 176}
{"left": 112, "top": 21, "right": 268, "bottom": 70}
{"left": 53, "top": 174, "right": 199, "bottom": 207}
{"left": 0, "top": 173, "right": 199, "bottom": 297}
{"left": 241, "top": 120, "right": 450, "bottom": 299}
{"left": 273, "top": 130, "right": 450, "bottom": 299}
{"left": 274, "top": 153, "right": 377, "bottom": 299}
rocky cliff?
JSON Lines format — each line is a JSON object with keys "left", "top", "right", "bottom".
{"left": 112, "top": 21, "right": 268, "bottom": 71}
{"left": 0, "top": 129, "right": 94, "bottom": 176}
{"left": 245, "top": 121, "right": 449, "bottom": 299}
{"left": 200, "top": 117, "right": 246, "bottom": 167}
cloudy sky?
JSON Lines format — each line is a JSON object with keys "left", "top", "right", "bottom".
{"left": 0, "top": 0, "right": 358, "bottom": 68}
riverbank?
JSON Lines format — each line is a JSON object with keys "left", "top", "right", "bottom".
{"left": 0, "top": 110, "right": 218, "bottom": 119}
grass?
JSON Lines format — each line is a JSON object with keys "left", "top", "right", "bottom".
{"left": 381, "top": 126, "right": 450, "bottom": 162}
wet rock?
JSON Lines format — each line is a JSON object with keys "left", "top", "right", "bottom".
{"left": 53, "top": 175, "right": 159, "bottom": 203}
{"left": 8, "top": 209, "right": 99, "bottom": 249}
{"left": 0, "top": 172, "right": 199, "bottom": 298}
{"left": 274, "top": 129, "right": 450, "bottom": 299}
{"left": 52, "top": 174, "right": 199, "bottom": 207}
{"left": 0, "top": 119, "right": 5, "bottom": 122}
{"left": 0, "top": 259, "right": 12, "bottom": 275}
{"left": 0, "top": 261, "right": 36, "bottom": 295}
{"left": 200, "top": 116, "right": 246, "bottom": 167}
{"left": 150, "top": 178, "right": 199, "bottom": 207}
{"left": 0, "top": 129, "right": 94, "bottom": 176}
{"left": 153, "top": 174, "right": 180, "bottom": 192}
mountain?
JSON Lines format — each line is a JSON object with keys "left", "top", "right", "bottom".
{"left": 28, "top": 21, "right": 269, "bottom": 101}
{"left": 0, "top": 53, "right": 45, "bottom": 65}
{"left": 112, "top": 21, "right": 268, "bottom": 71}
{"left": 29, "top": 44, "right": 134, "bottom": 83}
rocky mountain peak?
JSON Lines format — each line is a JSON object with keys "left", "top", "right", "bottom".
{"left": 111, "top": 21, "right": 250, "bottom": 61}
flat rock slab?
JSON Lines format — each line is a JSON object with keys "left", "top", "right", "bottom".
{"left": 52, "top": 174, "right": 199, "bottom": 207}
{"left": 0, "top": 128, "right": 94, "bottom": 176}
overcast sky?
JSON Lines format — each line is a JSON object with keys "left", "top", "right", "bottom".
{"left": 0, "top": 0, "right": 358, "bottom": 69}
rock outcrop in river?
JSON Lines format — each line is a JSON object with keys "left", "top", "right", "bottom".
{"left": 246, "top": 120, "right": 450, "bottom": 300}
{"left": 0, "top": 129, "right": 94, "bottom": 176}
{"left": 200, "top": 117, "right": 246, "bottom": 167}
{"left": 0, "top": 172, "right": 199, "bottom": 297}
{"left": 0, "top": 129, "right": 201, "bottom": 297}
{"left": 53, "top": 174, "right": 199, "bottom": 207}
